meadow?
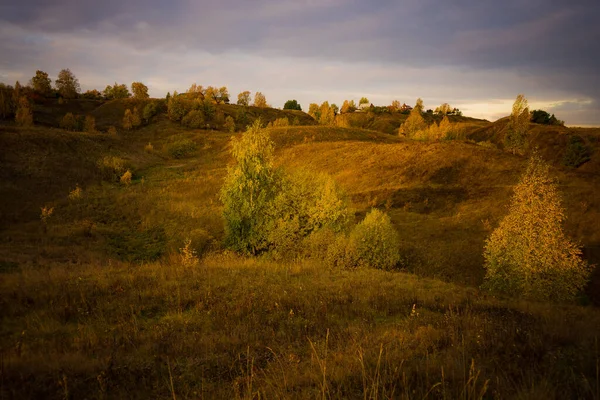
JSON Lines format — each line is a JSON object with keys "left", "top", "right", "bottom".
{"left": 1, "top": 99, "right": 600, "bottom": 398}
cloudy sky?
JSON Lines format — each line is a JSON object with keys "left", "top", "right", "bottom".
{"left": 1, "top": 0, "right": 599, "bottom": 125}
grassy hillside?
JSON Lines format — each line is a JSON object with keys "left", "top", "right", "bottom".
{"left": 1, "top": 118, "right": 600, "bottom": 398}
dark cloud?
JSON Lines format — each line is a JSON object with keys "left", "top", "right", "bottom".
{"left": 1, "top": 0, "right": 599, "bottom": 124}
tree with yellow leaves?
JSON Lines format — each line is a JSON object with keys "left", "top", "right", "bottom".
{"left": 483, "top": 152, "right": 591, "bottom": 302}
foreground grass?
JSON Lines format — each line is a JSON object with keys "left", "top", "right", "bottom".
{"left": 1, "top": 255, "right": 600, "bottom": 399}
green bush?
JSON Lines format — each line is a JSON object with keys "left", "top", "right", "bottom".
{"left": 164, "top": 138, "right": 198, "bottom": 159}
{"left": 563, "top": 135, "right": 591, "bottom": 168}
{"left": 348, "top": 208, "right": 400, "bottom": 270}
{"left": 182, "top": 110, "right": 205, "bottom": 128}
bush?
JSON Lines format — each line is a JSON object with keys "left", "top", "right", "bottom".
{"left": 563, "top": 135, "right": 591, "bottom": 168}
{"left": 143, "top": 102, "right": 157, "bottom": 123}
{"left": 15, "top": 96, "right": 33, "bottom": 126}
{"left": 84, "top": 115, "right": 96, "bottom": 133}
{"left": 120, "top": 170, "right": 132, "bottom": 185}
{"left": 60, "top": 112, "right": 78, "bottom": 131}
{"left": 107, "top": 126, "right": 117, "bottom": 135}
{"left": 182, "top": 110, "right": 205, "bottom": 128}
{"left": 483, "top": 153, "right": 591, "bottom": 302}
{"left": 164, "top": 138, "right": 198, "bottom": 159}
{"left": 348, "top": 209, "right": 400, "bottom": 270}
{"left": 224, "top": 115, "right": 236, "bottom": 132}
{"left": 97, "top": 155, "right": 128, "bottom": 182}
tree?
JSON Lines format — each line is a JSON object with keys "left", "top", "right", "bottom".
{"left": 122, "top": 109, "right": 134, "bottom": 130}
{"left": 283, "top": 99, "right": 302, "bottom": 111}
{"left": 131, "top": 107, "right": 142, "bottom": 128}
{"left": 483, "top": 153, "right": 591, "bottom": 302}
{"left": 60, "top": 112, "right": 77, "bottom": 131}
{"left": 84, "top": 115, "right": 96, "bottom": 133}
{"left": 131, "top": 82, "right": 149, "bottom": 99}
{"left": 220, "top": 120, "right": 277, "bottom": 254}
{"left": 349, "top": 208, "right": 400, "bottom": 270}
{"left": 224, "top": 115, "right": 236, "bottom": 132}
{"left": 398, "top": 106, "right": 427, "bottom": 138}
{"left": 505, "top": 94, "right": 529, "bottom": 154}
{"left": 15, "top": 96, "right": 33, "bottom": 126}
{"left": 340, "top": 99, "right": 357, "bottom": 114}
{"left": 318, "top": 101, "right": 335, "bottom": 125}
{"left": 104, "top": 83, "right": 131, "bottom": 100}
{"left": 187, "top": 83, "right": 204, "bottom": 99}
{"left": 167, "top": 92, "right": 190, "bottom": 122}
{"left": 359, "top": 97, "right": 369, "bottom": 108}
{"left": 253, "top": 92, "right": 267, "bottom": 108}
{"left": 0, "top": 84, "right": 15, "bottom": 119}
{"left": 414, "top": 98, "right": 424, "bottom": 114}
{"left": 55, "top": 69, "right": 80, "bottom": 99}
{"left": 237, "top": 91, "right": 251, "bottom": 106}
{"left": 308, "top": 103, "right": 320, "bottom": 121}
{"left": 30, "top": 70, "right": 52, "bottom": 96}
{"left": 204, "top": 86, "right": 218, "bottom": 103}
{"left": 390, "top": 100, "right": 401, "bottom": 112}
{"left": 143, "top": 102, "right": 157, "bottom": 123}
{"left": 218, "top": 87, "right": 230, "bottom": 104}
{"left": 182, "top": 110, "right": 205, "bottom": 128}
{"left": 435, "top": 103, "right": 452, "bottom": 115}
{"left": 83, "top": 89, "right": 103, "bottom": 100}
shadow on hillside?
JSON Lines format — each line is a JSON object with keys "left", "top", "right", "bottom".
{"left": 583, "top": 244, "right": 600, "bottom": 305}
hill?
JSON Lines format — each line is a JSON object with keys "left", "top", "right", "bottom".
{"left": 1, "top": 118, "right": 600, "bottom": 398}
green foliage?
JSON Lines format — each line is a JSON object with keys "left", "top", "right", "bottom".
{"left": 167, "top": 92, "right": 190, "bottom": 122}
{"left": 531, "top": 109, "right": 564, "bottom": 126}
{"left": 283, "top": 99, "right": 302, "bottom": 111}
{"left": 131, "top": 82, "right": 149, "bottom": 99}
{"left": 104, "top": 83, "right": 131, "bottom": 100}
{"left": 483, "top": 153, "right": 591, "bottom": 302}
{"left": 143, "top": 102, "right": 157, "bottom": 123}
{"left": 504, "top": 94, "right": 529, "bottom": 154}
{"left": 359, "top": 97, "right": 369, "bottom": 107}
{"left": 30, "top": 70, "right": 52, "bottom": 96}
{"left": 55, "top": 68, "right": 80, "bottom": 99}
{"left": 165, "top": 138, "right": 198, "bottom": 159}
{"left": 220, "top": 120, "right": 277, "bottom": 254}
{"left": 349, "top": 208, "right": 400, "bottom": 270}
{"left": 182, "top": 110, "right": 205, "bottom": 128}
{"left": 563, "top": 135, "right": 591, "bottom": 168}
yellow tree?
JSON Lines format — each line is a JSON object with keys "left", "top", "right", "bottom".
{"left": 30, "top": 70, "right": 52, "bottom": 96}
{"left": 123, "top": 109, "right": 133, "bottom": 130}
{"left": 131, "top": 82, "right": 149, "bottom": 99}
{"left": 398, "top": 104, "right": 426, "bottom": 138}
{"left": 237, "top": 91, "right": 251, "bottom": 106}
{"left": 253, "top": 92, "right": 267, "bottom": 108}
{"left": 15, "top": 96, "right": 33, "bottom": 126}
{"left": 483, "top": 153, "right": 591, "bottom": 302}
{"left": 505, "top": 94, "right": 530, "bottom": 154}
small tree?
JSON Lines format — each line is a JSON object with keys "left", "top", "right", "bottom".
{"left": 308, "top": 103, "right": 320, "bottom": 121}
{"left": 348, "top": 208, "right": 400, "bottom": 270}
{"left": 143, "top": 102, "right": 157, "bottom": 123}
{"left": 167, "top": 92, "right": 189, "bottom": 121}
{"left": 483, "top": 153, "right": 591, "bottom": 302}
{"left": 283, "top": 99, "right": 302, "bottom": 111}
{"left": 237, "top": 91, "right": 251, "bottom": 106}
{"left": 224, "top": 115, "right": 236, "bottom": 132}
{"left": 505, "top": 94, "right": 529, "bottom": 155}
{"left": 122, "top": 109, "right": 134, "bottom": 130}
{"left": 60, "top": 112, "right": 77, "bottom": 131}
{"left": 218, "top": 86, "right": 230, "bottom": 104}
{"left": 220, "top": 120, "right": 277, "bottom": 254}
{"left": 131, "top": 82, "right": 149, "bottom": 99}
{"left": 104, "top": 83, "right": 131, "bottom": 100}
{"left": 84, "top": 115, "right": 96, "bottom": 133}
{"left": 15, "top": 96, "right": 33, "bottom": 126}
{"left": 435, "top": 103, "right": 452, "bottom": 115}
{"left": 359, "top": 97, "right": 369, "bottom": 108}
{"left": 55, "top": 69, "right": 80, "bottom": 99}
{"left": 131, "top": 107, "right": 142, "bottom": 128}
{"left": 398, "top": 106, "right": 427, "bottom": 138}
{"left": 253, "top": 92, "right": 267, "bottom": 108}
{"left": 30, "top": 70, "right": 52, "bottom": 96}
{"left": 340, "top": 99, "right": 357, "bottom": 114}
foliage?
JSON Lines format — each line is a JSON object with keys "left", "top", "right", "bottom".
{"left": 82, "top": 89, "right": 103, "bottom": 100}
{"left": 237, "top": 91, "right": 251, "bottom": 106}
{"left": 182, "top": 110, "right": 205, "bottom": 128}
{"left": 122, "top": 109, "right": 134, "bottom": 130}
{"left": 97, "top": 155, "right": 127, "bottom": 181}
{"left": 220, "top": 120, "right": 278, "bottom": 254}
{"left": 253, "top": 92, "right": 267, "bottom": 108}
{"left": 268, "top": 117, "right": 289, "bottom": 128}
{"left": 563, "top": 135, "right": 591, "bottom": 168}
{"left": 483, "top": 153, "right": 591, "bottom": 302}
{"left": 131, "top": 82, "right": 149, "bottom": 99}
{"left": 120, "top": 170, "right": 132, "bottom": 185}
{"left": 224, "top": 115, "right": 236, "bottom": 132}
{"left": 167, "top": 92, "right": 190, "bottom": 122}
{"left": 504, "top": 94, "right": 529, "bottom": 154}
{"left": 104, "top": 83, "right": 131, "bottom": 100}
{"left": 348, "top": 208, "right": 400, "bottom": 270}
{"left": 15, "top": 96, "right": 33, "bottom": 126}
{"left": 435, "top": 103, "right": 452, "bottom": 115}
{"left": 165, "top": 138, "right": 198, "bottom": 159}
{"left": 107, "top": 126, "right": 117, "bottom": 135}
{"left": 414, "top": 98, "right": 424, "bottom": 114}
{"left": 340, "top": 99, "right": 357, "bottom": 113}
{"left": 143, "top": 102, "right": 157, "bottom": 123}
{"left": 283, "top": 99, "right": 302, "bottom": 111}
{"left": 55, "top": 68, "right": 80, "bottom": 99}
{"left": 60, "top": 112, "right": 78, "bottom": 131}
{"left": 359, "top": 97, "right": 369, "bottom": 107}
{"left": 0, "top": 84, "right": 15, "bottom": 119}
{"left": 530, "top": 109, "right": 563, "bottom": 126}
{"left": 218, "top": 86, "right": 230, "bottom": 104}
{"left": 30, "top": 70, "right": 52, "bottom": 96}
{"left": 398, "top": 107, "right": 427, "bottom": 138}
{"left": 84, "top": 115, "right": 96, "bottom": 133}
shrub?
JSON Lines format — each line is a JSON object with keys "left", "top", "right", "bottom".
{"left": 97, "top": 155, "right": 127, "bottom": 182}
{"left": 84, "top": 115, "right": 96, "bottom": 133}
{"left": 271, "top": 117, "right": 289, "bottom": 127}
{"left": 107, "top": 126, "right": 117, "bottom": 135}
{"left": 348, "top": 209, "right": 400, "bottom": 270}
{"left": 60, "top": 112, "right": 77, "bottom": 131}
{"left": 563, "top": 135, "right": 591, "bottom": 168}
{"left": 504, "top": 94, "right": 529, "bottom": 155}
{"left": 15, "top": 96, "right": 33, "bottom": 126}
{"left": 144, "top": 142, "right": 154, "bottom": 153}
{"left": 224, "top": 115, "right": 236, "bottom": 132}
{"left": 182, "top": 110, "right": 205, "bottom": 128}
{"left": 483, "top": 153, "right": 591, "bottom": 302}
{"left": 164, "top": 138, "right": 198, "bottom": 159}
{"left": 143, "top": 102, "right": 157, "bottom": 123}
{"left": 122, "top": 109, "right": 133, "bottom": 130}
{"left": 120, "top": 170, "right": 132, "bottom": 185}
{"left": 68, "top": 184, "right": 82, "bottom": 201}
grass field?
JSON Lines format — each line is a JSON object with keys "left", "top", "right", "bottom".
{"left": 1, "top": 102, "right": 600, "bottom": 398}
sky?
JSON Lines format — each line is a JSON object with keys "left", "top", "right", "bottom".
{"left": 1, "top": 0, "right": 599, "bottom": 126}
